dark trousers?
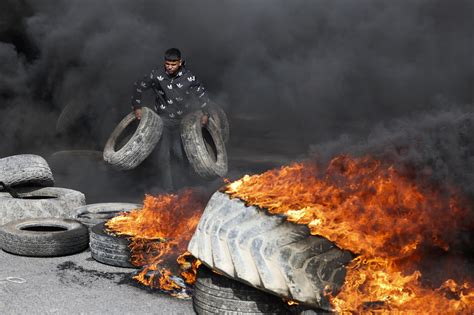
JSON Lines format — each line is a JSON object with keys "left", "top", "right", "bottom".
{"left": 154, "top": 119, "right": 188, "bottom": 191}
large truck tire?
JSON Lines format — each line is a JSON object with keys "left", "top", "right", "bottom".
{"left": 188, "top": 191, "right": 354, "bottom": 311}
{"left": 89, "top": 222, "right": 136, "bottom": 268}
{"left": 73, "top": 203, "right": 141, "bottom": 229}
{"left": 0, "top": 187, "right": 86, "bottom": 225}
{"left": 181, "top": 110, "right": 228, "bottom": 179}
{"left": 0, "top": 218, "right": 89, "bottom": 257}
{"left": 103, "top": 107, "right": 163, "bottom": 171}
{"left": 0, "top": 154, "right": 54, "bottom": 188}
{"left": 194, "top": 265, "right": 288, "bottom": 314}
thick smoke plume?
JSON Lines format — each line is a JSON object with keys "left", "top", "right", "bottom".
{"left": 0, "top": 0, "right": 473, "bottom": 200}
{"left": 311, "top": 106, "right": 474, "bottom": 197}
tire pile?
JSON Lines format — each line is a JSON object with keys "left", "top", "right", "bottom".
{"left": 0, "top": 154, "right": 140, "bottom": 263}
{"left": 0, "top": 108, "right": 330, "bottom": 314}
{"left": 0, "top": 104, "right": 229, "bottom": 261}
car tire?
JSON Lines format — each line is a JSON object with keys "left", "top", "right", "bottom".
{"left": 89, "top": 222, "right": 136, "bottom": 268}
{"left": 0, "top": 154, "right": 54, "bottom": 188}
{"left": 194, "top": 265, "right": 288, "bottom": 314}
{"left": 48, "top": 150, "right": 105, "bottom": 174}
{"left": 208, "top": 103, "right": 229, "bottom": 144}
{"left": 73, "top": 203, "right": 141, "bottom": 229}
{"left": 103, "top": 107, "right": 163, "bottom": 170}
{"left": 181, "top": 110, "right": 228, "bottom": 179}
{"left": 55, "top": 101, "right": 88, "bottom": 134}
{"left": 0, "top": 187, "right": 86, "bottom": 225}
{"left": 0, "top": 218, "right": 89, "bottom": 257}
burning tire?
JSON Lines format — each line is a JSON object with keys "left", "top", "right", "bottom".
{"left": 0, "top": 218, "right": 89, "bottom": 257}
{"left": 188, "top": 191, "right": 353, "bottom": 311}
{"left": 103, "top": 107, "right": 163, "bottom": 170}
{"left": 181, "top": 110, "right": 228, "bottom": 179}
{"left": 194, "top": 265, "right": 288, "bottom": 314}
{"left": 0, "top": 187, "right": 86, "bottom": 225}
{"left": 89, "top": 222, "right": 136, "bottom": 268}
{"left": 0, "top": 154, "right": 54, "bottom": 188}
{"left": 208, "top": 103, "right": 229, "bottom": 144}
{"left": 73, "top": 203, "right": 141, "bottom": 229}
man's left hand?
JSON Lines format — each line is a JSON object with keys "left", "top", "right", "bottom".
{"left": 201, "top": 114, "right": 209, "bottom": 126}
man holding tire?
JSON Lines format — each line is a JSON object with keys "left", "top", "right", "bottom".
{"left": 131, "top": 48, "right": 210, "bottom": 190}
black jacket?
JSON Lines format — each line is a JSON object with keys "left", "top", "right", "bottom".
{"left": 131, "top": 65, "right": 209, "bottom": 120}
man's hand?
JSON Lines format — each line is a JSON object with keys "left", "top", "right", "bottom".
{"left": 201, "top": 114, "right": 209, "bottom": 126}
{"left": 134, "top": 108, "right": 142, "bottom": 120}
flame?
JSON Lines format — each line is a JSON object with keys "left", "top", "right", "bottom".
{"left": 225, "top": 155, "right": 474, "bottom": 313}
{"left": 286, "top": 299, "right": 299, "bottom": 306}
{"left": 106, "top": 189, "right": 205, "bottom": 296}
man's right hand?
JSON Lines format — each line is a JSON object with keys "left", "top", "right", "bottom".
{"left": 134, "top": 108, "right": 143, "bottom": 120}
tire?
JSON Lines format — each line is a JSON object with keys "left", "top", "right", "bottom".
{"left": 73, "top": 203, "right": 141, "bottom": 228}
{"left": 194, "top": 265, "right": 288, "bottom": 314}
{"left": 0, "top": 154, "right": 54, "bottom": 188}
{"left": 56, "top": 101, "right": 88, "bottom": 134}
{"left": 208, "top": 103, "right": 229, "bottom": 144}
{"left": 50, "top": 150, "right": 104, "bottom": 161}
{"left": 181, "top": 110, "right": 228, "bottom": 179}
{"left": 103, "top": 107, "right": 163, "bottom": 171}
{"left": 0, "top": 218, "right": 89, "bottom": 257}
{"left": 0, "top": 187, "right": 86, "bottom": 225}
{"left": 188, "top": 192, "right": 354, "bottom": 311}
{"left": 89, "top": 222, "right": 136, "bottom": 268}
{"left": 48, "top": 150, "right": 106, "bottom": 174}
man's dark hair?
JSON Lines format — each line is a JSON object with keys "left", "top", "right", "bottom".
{"left": 164, "top": 48, "right": 181, "bottom": 61}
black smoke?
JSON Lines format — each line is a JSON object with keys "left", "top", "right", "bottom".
{"left": 310, "top": 106, "right": 474, "bottom": 197}
{"left": 0, "top": 0, "right": 473, "bottom": 200}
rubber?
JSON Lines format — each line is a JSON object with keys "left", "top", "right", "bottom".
{"left": 194, "top": 265, "right": 287, "bottom": 314}
{"left": 103, "top": 107, "right": 163, "bottom": 170}
{"left": 89, "top": 222, "right": 135, "bottom": 268}
{"left": 0, "top": 187, "right": 86, "bottom": 225}
{"left": 48, "top": 150, "right": 105, "bottom": 173}
{"left": 56, "top": 101, "right": 88, "bottom": 134}
{"left": 73, "top": 203, "right": 141, "bottom": 228}
{"left": 0, "top": 154, "right": 54, "bottom": 188}
{"left": 0, "top": 218, "right": 89, "bottom": 257}
{"left": 180, "top": 110, "right": 228, "bottom": 178}
{"left": 208, "top": 103, "right": 229, "bottom": 144}
{"left": 188, "top": 192, "right": 354, "bottom": 311}
{"left": 49, "top": 150, "right": 104, "bottom": 162}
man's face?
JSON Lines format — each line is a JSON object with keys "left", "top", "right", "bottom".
{"left": 164, "top": 59, "right": 182, "bottom": 75}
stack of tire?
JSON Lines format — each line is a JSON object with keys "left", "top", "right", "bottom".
{"left": 0, "top": 154, "right": 142, "bottom": 262}
{"left": 0, "top": 154, "right": 89, "bottom": 257}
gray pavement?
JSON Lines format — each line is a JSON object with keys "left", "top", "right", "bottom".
{"left": 0, "top": 249, "right": 194, "bottom": 315}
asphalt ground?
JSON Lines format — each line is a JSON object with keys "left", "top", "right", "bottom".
{"left": 0, "top": 249, "right": 194, "bottom": 315}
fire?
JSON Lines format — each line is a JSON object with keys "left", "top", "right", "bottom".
{"left": 106, "top": 189, "right": 205, "bottom": 297}
{"left": 225, "top": 155, "right": 474, "bottom": 313}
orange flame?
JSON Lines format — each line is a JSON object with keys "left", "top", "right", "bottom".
{"left": 225, "top": 155, "right": 474, "bottom": 313}
{"left": 106, "top": 189, "right": 205, "bottom": 295}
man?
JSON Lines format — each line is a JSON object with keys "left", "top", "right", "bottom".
{"left": 130, "top": 48, "right": 209, "bottom": 190}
